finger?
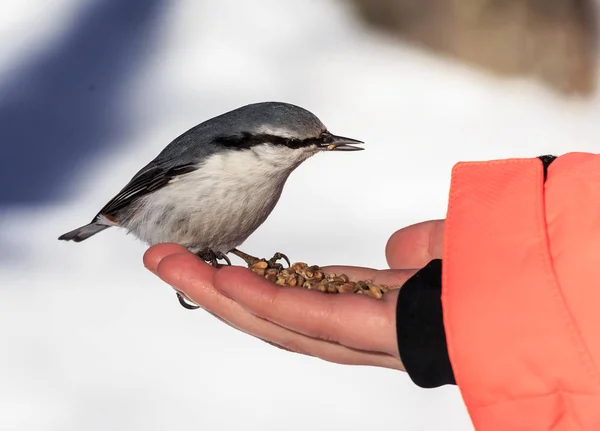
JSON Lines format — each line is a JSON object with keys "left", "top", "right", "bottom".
{"left": 385, "top": 219, "right": 444, "bottom": 269}
{"left": 255, "top": 336, "right": 403, "bottom": 370}
{"left": 154, "top": 252, "right": 218, "bottom": 295}
{"left": 143, "top": 243, "right": 192, "bottom": 273}
{"left": 320, "top": 266, "right": 417, "bottom": 288}
{"left": 213, "top": 267, "right": 401, "bottom": 358}
{"left": 261, "top": 339, "right": 295, "bottom": 353}
{"left": 154, "top": 258, "right": 403, "bottom": 369}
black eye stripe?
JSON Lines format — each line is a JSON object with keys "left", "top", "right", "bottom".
{"left": 214, "top": 132, "right": 327, "bottom": 150}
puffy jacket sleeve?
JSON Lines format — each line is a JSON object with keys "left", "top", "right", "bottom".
{"left": 443, "top": 153, "right": 600, "bottom": 430}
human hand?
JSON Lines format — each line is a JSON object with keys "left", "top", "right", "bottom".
{"left": 143, "top": 220, "right": 444, "bottom": 371}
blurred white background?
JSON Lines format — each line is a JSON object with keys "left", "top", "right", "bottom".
{"left": 1, "top": 1, "right": 599, "bottom": 430}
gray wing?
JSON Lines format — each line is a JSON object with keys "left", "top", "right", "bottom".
{"left": 97, "top": 162, "right": 197, "bottom": 217}
{"left": 96, "top": 118, "right": 223, "bottom": 219}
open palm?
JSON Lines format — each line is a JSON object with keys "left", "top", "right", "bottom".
{"left": 144, "top": 220, "right": 444, "bottom": 371}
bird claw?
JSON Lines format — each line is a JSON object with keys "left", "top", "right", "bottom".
{"left": 176, "top": 292, "right": 200, "bottom": 310}
{"left": 197, "top": 248, "right": 232, "bottom": 268}
{"left": 229, "top": 248, "right": 291, "bottom": 270}
{"left": 266, "top": 252, "right": 291, "bottom": 271}
{"left": 213, "top": 251, "right": 232, "bottom": 267}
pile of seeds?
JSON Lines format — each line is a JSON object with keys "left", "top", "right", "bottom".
{"left": 248, "top": 261, "right": 395, "bottom": 299}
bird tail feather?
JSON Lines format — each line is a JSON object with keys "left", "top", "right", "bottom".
{"left": 58, "top": 222, "right": 110, "bottom": 242}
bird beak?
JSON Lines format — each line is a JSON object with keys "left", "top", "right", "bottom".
{"left": 322, "top": 133, "right": 364, "bottom": 151}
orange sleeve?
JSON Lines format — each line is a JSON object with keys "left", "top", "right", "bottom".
{"left": 442, "top": 153, "right": 600, "bottom": 430}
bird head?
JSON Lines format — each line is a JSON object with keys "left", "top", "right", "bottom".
{"left": 209, "top": 102, "right": 363, "bottom": 169}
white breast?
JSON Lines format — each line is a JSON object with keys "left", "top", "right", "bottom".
{"left": 121, "top": 145, "right": 314, "bottom": 253}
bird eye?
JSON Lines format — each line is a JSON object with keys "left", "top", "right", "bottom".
{"left": 320, "top": 131, "right": 334, "bottom": 144}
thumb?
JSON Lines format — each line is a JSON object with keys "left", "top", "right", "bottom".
{"left": 386, "top": 220, "right": 445, "bottom": 269}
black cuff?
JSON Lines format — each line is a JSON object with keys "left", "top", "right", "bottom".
{"left": 396, "top": 259, "right": 455, "bottom": 388}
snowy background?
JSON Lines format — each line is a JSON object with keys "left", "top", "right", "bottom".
{"left": 1, "top": 1, "right": 599, "bottom": 430}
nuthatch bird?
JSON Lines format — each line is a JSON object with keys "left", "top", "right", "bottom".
{"left": 59, "top": 102, "right": 363, "bottom": 308}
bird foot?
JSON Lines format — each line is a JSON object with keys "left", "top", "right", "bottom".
{"left": 230, "top": 248, "right": 291, "bottom": 271}
{"left": 175, "top": 248, "right": 233, "bottom": 310}
{"left": 265, "top": 252, "right": 291, "bottom": 271}
{"left": 196, "top": 248, "right": 232, "bottom": 267}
